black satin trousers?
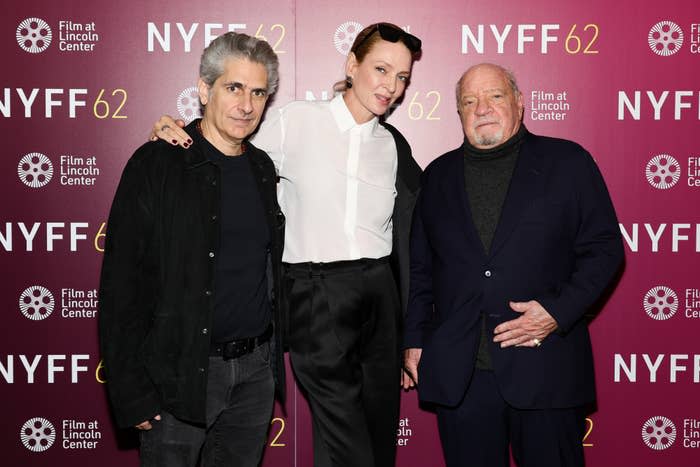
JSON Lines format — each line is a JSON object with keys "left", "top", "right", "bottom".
{"left": 284, "top": 257, "right": 401, "bottom": 467}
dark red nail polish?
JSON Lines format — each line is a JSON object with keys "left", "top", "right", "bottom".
{"left": 187, "top": 139, "right": 193, "bottom": 144}
{"left": 183, "top": 142, "right": 189, "bottom": 148}
{"left": 171, "top": 139, "right": 177, "bottom": 144}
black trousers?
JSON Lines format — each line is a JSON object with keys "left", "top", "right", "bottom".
{"left": 284, "top": 257, "right": 401, "bottom": 467}
{"left": 436, "top": 369, "right": 586, "bottom": 467}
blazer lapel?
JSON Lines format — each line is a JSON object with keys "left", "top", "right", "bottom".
{"left": 488, "top": 135, "right": 544, "bottom": 258}
{"left": 446, "top": 149, "right": 485, "bottom": 255}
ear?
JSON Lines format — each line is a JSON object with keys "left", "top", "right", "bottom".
{"left": 345, "top": 52, "right": 358, "bottom": 80}
{"left": 516, "top": 91, "right": 524, "bottom": 119}
{"left": 197, "top": 78, "right": 210, "bottom": 106}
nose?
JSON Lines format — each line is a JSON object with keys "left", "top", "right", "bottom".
{"left": 475, "top": 97, "right": 491, "bottom": 116}
{"left": 239, "top": 92, "right": 253, "bottom": 114}
{"left": 385, "top": 74, "right": 397, "bottom": 95}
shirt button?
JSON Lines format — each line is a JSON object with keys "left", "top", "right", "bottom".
{"left": 209, "top": 252, "right": 215, "bottom": 258}
{"left": 205, "top": 290, "right": 212, "bottom": 296}
{"left": 202, "top": 328, "right": 208, "bottom": 335}
{"left": 484, "top": 270, "right": 492, "bottom": 278}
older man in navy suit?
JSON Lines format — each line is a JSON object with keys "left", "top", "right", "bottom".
{"left": 402, "top": 63, "right": 623, "bottom": 467}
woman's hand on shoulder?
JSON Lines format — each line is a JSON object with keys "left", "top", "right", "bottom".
{"left": 149, "top": 115, "right": 191, "bottom": 148}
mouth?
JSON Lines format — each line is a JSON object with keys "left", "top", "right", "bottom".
{"left": 474, "top": 120, "right": 499, "bottom": 130}
{"left": 229, "top": 117, "right": 254, "bottom": 126}
{"left": 375, "top": 94, "right": 392, "bottom": 106}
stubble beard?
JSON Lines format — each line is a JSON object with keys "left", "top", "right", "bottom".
{"left": 473, "top": 129, "right": 503, "bottom": 148}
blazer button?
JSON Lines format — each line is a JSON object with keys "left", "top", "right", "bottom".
{"left": 205, "top": 290, "right": 212, "bottom": 296}
{"left": 209, "top": 251, "right": 215, "bottom": 258}
{"left": 484, "top": 270, "right": 492, "bottom": 278}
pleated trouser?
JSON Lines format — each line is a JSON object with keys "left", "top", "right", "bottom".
{"left": 284, "top": 257, "right": 401, "bottom": 467}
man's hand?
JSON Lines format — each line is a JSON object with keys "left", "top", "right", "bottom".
{"left": 493, "top": 300, "right": 558, "bottom": 348}
{"left": 134, "top": 414, "right": 161, "bottom": 431}
{"left": 149, "top": 115, "right": 191, "bottom": 148}
{"left": 402, "top": 348, "right": 422, "bottom": 390}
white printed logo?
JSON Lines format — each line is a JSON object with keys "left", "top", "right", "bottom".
{"left": 334, "top": 21, "right": 363, "bottom": 56}
{"left": 642, "top": 416, "right": 676, "bottom": 450}
{"left": 16, "top": 18, "right": 52, "bottom": 53}
{"left": 648, "top": 21, "right": 683, "bottom": 56}
{"left": 20, "top": 418, "right": 56, "bottom": 452}
{"left": 19, "top": 286, "right": 55, "bottom": 321}
{"left": 177, "top": 87, "right": 201, "bottom": 123}
{"left": 645, "top": 154, "right": 680, "bottom": 189}
{"left": 643, "top": 286, "right": 678, "bottom": 321}
{"left": 18, "top": 153, "right": 54, "bottom": 188}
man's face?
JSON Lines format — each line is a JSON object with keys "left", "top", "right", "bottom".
{"left": 198, "top": 57, "right": 269, "bottom": 147}
{"left": 457, "top": 65, "right": 523, "bottom": 149}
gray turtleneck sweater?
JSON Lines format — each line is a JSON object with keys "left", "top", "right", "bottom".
{"left": 463, "top": 125, "right": 527, "bottom": 370}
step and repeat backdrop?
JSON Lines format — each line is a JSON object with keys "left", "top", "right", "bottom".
{"left": 1, "top": 0, "right": 698, "bottom": 465}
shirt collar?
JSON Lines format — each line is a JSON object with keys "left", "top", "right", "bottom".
{"left": 330, "top": 94, "right": 379, "bottom": 134}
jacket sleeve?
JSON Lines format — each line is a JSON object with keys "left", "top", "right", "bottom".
{"left": 98, "top": 148, "right": 160, "bottom": 428}
{"left": 537, "top": 149, "right": 624, "bottom": 333}
{"left": 403, "top": 172, "right": 434, "bottom": 349}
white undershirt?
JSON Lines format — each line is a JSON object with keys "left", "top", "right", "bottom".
{"left": 252, "top": 95, "right": 398, "bottom": 263}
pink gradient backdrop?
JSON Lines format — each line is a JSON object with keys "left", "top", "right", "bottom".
{"left": 2, "top": 1, "right": 698, "bottom": 465}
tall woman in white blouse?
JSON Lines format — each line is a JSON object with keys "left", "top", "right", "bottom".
{"left": 151, "top": 23, "right": 422, "bottom": 467}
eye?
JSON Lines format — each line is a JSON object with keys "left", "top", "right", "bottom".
{"left": 226, "top": 84, "right": 243, "bottom": 93}
{"left": 375, "top": 66, "right": 386, "bottom": 73}
{"left": 252, "top": 89, "right": 268, "bottom": 98}
{"left": 398, "top": 75, "right": 409, "bottom": 83}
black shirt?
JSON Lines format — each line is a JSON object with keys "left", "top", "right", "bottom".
{"left": 196, "top": 132, "right": 271, "bottom": 342}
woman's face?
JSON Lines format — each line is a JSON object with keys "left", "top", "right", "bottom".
{"left": 344, "top": 39, "right": 413, "bottom": 123}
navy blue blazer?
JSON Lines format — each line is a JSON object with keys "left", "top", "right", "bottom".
{"left": 404, "top": 131, "right": 624, "bottom": 409}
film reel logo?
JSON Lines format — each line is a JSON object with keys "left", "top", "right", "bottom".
{"left": 18, "top": 153, "right": 54, "bottom": 188}
{"left": 334, "top": 21, "right": 363, "bottom": 56}
{"left": 177, "top": 87, "right": 201, "bottom": 123}
{"left": 648, "top": 21, "right": 683, "bottom": 57}
{"left": 643, "top": 286, "right": 678, "bottom": 321}
{"left": 19, "top": 286, "right": 55, "bottom": 321}
{"left": 642, "top": 416, "right": 676, "bottom": 450}
{"left": 20, "top": 417, "right": 56, "bottom": 452}
{"left": 16, "top": 18, "right": 52, "bottom": 54}
{"left": 645, "top": 154, "right": 680, "bottom": 190}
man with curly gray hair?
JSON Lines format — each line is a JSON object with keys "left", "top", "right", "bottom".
{"left": 99, "top": 32, "right": 284, "bottom": 467}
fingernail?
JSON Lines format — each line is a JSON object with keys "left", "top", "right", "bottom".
{"left": 171, "top": 139, "right": 177, "bottom": 144}
{"left": 187, "top": 139, "right": 193, "bottom": 144}
{"left": 183, "top": 142, "right": 190, "bottom": 148}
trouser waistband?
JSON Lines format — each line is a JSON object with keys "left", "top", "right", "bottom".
{"left": 283, "top": 256, "right": 390, "bottom": 278}
{"left": 209, "top": 324, "right": 272, "bottom": 360}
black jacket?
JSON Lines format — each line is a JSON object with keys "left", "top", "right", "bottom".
{"left": 98, "top": 120, "right": 285, "bottom": 428}
{"left": 406, "top": 132, "right": 623, "bottom": 408}
{"left": 381, "top": 121, "right": 422, "bottom": 318}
